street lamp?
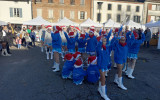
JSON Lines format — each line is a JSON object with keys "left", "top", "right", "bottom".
{"left": 97, "top": 2, "right": 103, "bottom": 23}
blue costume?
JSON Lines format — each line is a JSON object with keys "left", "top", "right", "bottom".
{"left": 51, "top": 32, "right": 62, "bottom": 53}
{"left": 62, "top": 59, "right": 76, "bottom": 79}
{"left": 64, "top": 32, "right": 78, "bottom": 53}
{"left": 86, "top": 33, "right": 97, "bottom": 55}
{"left": 73, "top": 67, "right": 86, "bottom": 85}
{"left": 96, "top": 41, "right": 112, "bottom": 72}
{"left": 77, "top": 35, "right": 87, "bottom": 53}
{"left": 127, "top": 32, "right": 145, "bottom": 59}
{"left": 86, "top": 64, "right": 100, "bottom": 83}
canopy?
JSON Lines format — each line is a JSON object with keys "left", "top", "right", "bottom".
{"left": 150, "top": 21, "right": 160, "bottom": 27}
{"left": 125, "top": 20, "right": 145, "bottom": 30}
{"left": 0, "top": 20, "right": 7, "bottom": 25}
{"left": 103, "top": 19, "right": 121, "bottom": 27}
{"left": 53, "top": 17, "right": 79, "bottom": 26}
{"left": 145, "top": 20, "right": 156, "bottom": 28}
{"left": 23, "top": 16, "right": 51, "bottom": 25}
{"left": 80, "top": 18, "right": 102, "bottom": 27}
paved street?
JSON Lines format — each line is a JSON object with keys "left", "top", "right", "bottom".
{"left": 0, "top": 43, "right": 160, "bottom": 100}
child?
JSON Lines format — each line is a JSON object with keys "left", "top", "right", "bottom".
{"left": 73, "top": 59, "right": 86, "bottom": 85}
{"left": 62, "top": 53, "right": 76, "bottom": 79}
{"left": 16, "top": 36, "right": 22, "bottom": 49}
{"left": 86, "top": 27, "right": 97, "bottom": 56}
{"left": 77, "top": 33, "right": 87, "bottom": 53}
{"left": 63, "top": 30, "right": 78, "bottom": 54}
{"left": 86, "top": 56, "right": 100, "bottom": 83}
{"left": 44, "top": 25, "right": 53, "bottom": 60}
{"left": 125, "top": 30, "right": 145, "bottom": 79}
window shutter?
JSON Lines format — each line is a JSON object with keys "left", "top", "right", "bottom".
{"left": 10, "top": 8, "right": 13, "bottom": 17}
{"left": 19, "top": 8, "right": 22, "bottom": 18}
{"left": 78, "top": 11, "right": 80, "bottom": 19}
{"left": 85, "top": 11, "right": 87, "bottom": 19}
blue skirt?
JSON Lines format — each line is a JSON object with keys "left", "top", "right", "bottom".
{"left": 68, "top": 49, "right": 75, "bottom": 54}
{"left": 62, "top": 42, "right": 67, "bottom": 46}
{"left": 52, "top": 48, "right": 62, "bottom": 53}
{"left": 78, "top": 47, "right": 86, "bottom": 53}
{"left": 127, "top": 53, "right": 138, "bottom": 59}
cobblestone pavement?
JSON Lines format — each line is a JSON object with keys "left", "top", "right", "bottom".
{"left": 0, "top": 43, "right": 160, "bottom": 100}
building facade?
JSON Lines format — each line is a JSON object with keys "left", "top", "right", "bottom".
{"left": 93, "top": 0, "right": 144, "bottom": 24}
{"left": 144, "top": 0, "right": 160, "bottom": 23}
{"left": 0, "top": 0, "right": 32, "bottom": 24}
{"left": 32, "top": 0, "right": 92, "bottom": 23}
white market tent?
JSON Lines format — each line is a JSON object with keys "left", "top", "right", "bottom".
{"left": 53, "top": 17, "right": 79, "bottom": 26}
{"left": 104, "top": 19, "right": 121, "bottom": 28}
{"left": 145, "top": 20, "right": 156, "bottom": 28}
{"left": 23, "top": 16, "right": 51, "bottom": 25}
{"left": 0, "top": 20, "right": 7, "bottom": 25}
{"left": 125, "top": 20, "right": 143, "bottom": 28}
{"left": 80, "top": 18, "right": 102, "bottom": 27}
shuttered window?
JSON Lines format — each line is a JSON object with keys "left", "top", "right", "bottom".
{"left": 10, "top": 8, "right": 22, "bottom": 18}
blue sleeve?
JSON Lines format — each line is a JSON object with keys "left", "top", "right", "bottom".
{"left": 127, "top": 32, "right": 135, "bottom": 46}
{"left": 64, "top": 31, "right": 69, "bottom": 41}
{"left": 75, "top": 32, "right": 79, "bottom": 41}
{"left": 135, "top": 33, "right": 145, "bottom": 44}
{"left": 126, "top": 31, "right": 131, "bottom": 40}
{"left": 83, "top": 70, "right": 87, "bottom": 76}
{"left": 99, "top": 28, "right": 102, "bottom": 36}
{"left": 96, "top": 41, "right": 102, "bottom": 56}
{"left": 118, "top": 25, "right": 123, "bottom": 36}
{"left": 106, "top": 29, "right": 112, "bottom": 40}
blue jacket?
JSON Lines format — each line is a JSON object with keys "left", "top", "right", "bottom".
{"left": 96, "top": 41, "right": 112, "bottom": 69}
{"left": 86, "top": 33, "right": 97, "bottom": 52}
{"left": 86, "top": 64, "right": 100, "bottom": 83}
{"left": 30, "top": 32, "right": 36, "bottom": 38}
{"left": 128, "top": 33, "right": 145, "bottom": 54}
{"left": 64, "top": 32, "right": 78, "bottom": 49}
{"left": 62, "top": 60, "right": 76, "bottom": 77}
{"left": 77, "top": 35, "right": 87, "bottom": 48}
{"left": 111, "top": 34, "right": 134, "bottom": 64}
{"left": 73, "top": 67, "right": 86, "bottom": 85}
{"left": 51, "top": 32, "right": 62, "bottom": 48}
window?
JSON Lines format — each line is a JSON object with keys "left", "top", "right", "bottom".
{"left": 10, "top": 8, "right": 22, "bottom": 18}
{"left": 70, "top": 11, "right": 75, "bottom": 19}
{"left": 136, "top": 6, "right": 140, "bottom": 12}
{"left": 134, "top": 16, "right": 141, "bottom": 23}
{"left": 97, "top": 13, "right": 101, "bottom": 22}
{"left": 117, "top": 14, "right": 121, "bottom": 22}
{"left": 60, "top": 10, "right": 64, "bottom": 19}
{"left": 36, "top": 0, "right": 42, "bottom": 2}
{"left": 48, "top": 0, "right": 53, "bottom": 3}
{"left": 156, "top": 16, "right": 160, "bottom": 21}
{"left": 127, "top": 5, "right": 131, "bottom": 11}
{"left": 157, "top": 5, "right": 160, "bottom": 11}
{"left": 151, "top": 16, "right": 156, "bottom": 21}
{"left": 107, "top": 14, "right": 111, "bottom": 20}
{"left": 80, "top": 0, "right": 85, "bottom": 5}
{"left": 37, "top": 8, "right": 42, "bottom": 17}
{"left": 70, "top": 0, "right": 75, "bottom": 5}
{"left": 152, "top": 5, "right": 156, "bottom": 10}
{"left": 118, "top": 5, "right": 121, "bottom": 11}
{"left": 80, "top": 11, "right": 85, "bottom": 19}
{"left": 60, "top": 0, "right": 64, "bottom": 4}
{"left": 126, "top": 15, "right": 130, "bottom": 22}
{"left": 48, "top": 10, "right": 53, "bottom": 18}
{"left": 108, "top": 4, "right": 112, "bottom": 10}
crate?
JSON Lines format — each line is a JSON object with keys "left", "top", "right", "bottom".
{"left": 150, "top": 39, "right": 158, "bottom": 46}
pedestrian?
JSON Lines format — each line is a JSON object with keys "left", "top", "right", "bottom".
{"left": 44, "top": 25, "right": 53, "bottom": 60}
{"left": 86, "top": 56, "right": 100, "bottom": 83}
{"left": 144, "top": 28, "right": 151, "bottom": 48}
{"left": 39, "top": 24, "right": 46, "bottom": 52}
{"left": 16, "top": 36, "right": 22, "bottom": 49}
{"left": 30, "top": 29, "right": 36, "bottom": 47}
{"left": 62, "top": 53, "right": 76, "bottom": 79}
{"left": 125, "top": 30, "right": 145, "bottom": 79}
{"left": 51, "top": 26, "right": 62, "bottom": 72}
{"left": 63, "top": 29, "right": 79, "bottom": 54}
{"left": 24, "top": 33, "right": 31, "bottom": 48}
{"left": 72, "top": 59, "right": 86, "bottom": 85}
{"left": 96, "top": 37, "right": 111, "bottom": 100}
